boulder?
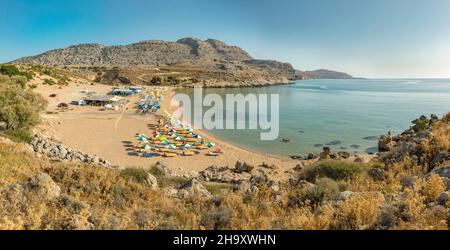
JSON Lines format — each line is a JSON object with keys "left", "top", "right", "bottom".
{"left": 335, "top": 191, "right": 357, "bottom": 201}
{"left": 354, "top": 156, "right": 364, "bottom": 163}
{"left": 260, "top": 162, "right": 277, "bottom": 169}
{"left": 337, "top": 151, "right": 351, "bottom": 159}
{"left": 0, "top": 184, "right": 26, "bottom": 206}
{"left": 401, "top": 175, "right": 415, "bottom": 191}
{"left": 28, "top": 173, "right": 61, "bottom": 200}
{"left": 307, "top": 152, "right": 318, "bottom": 159}
{"left": 57, "top": 194, "right": 94, "bottom": 229}
{"left": 437, "top": 192, "right": 449, "bottom": 206}
{"left": 0, "top": 121, "right": 7, "bottom": 130}
{"left": 268, "top": 180, "right": 280, "bottom": 192}
{"left": 165, "top": 188, "right": 178, "bottom": 198}
{"left": 378, "top": 134, "right": 395, "bottom": 152}
{"left": 330, "top": 153, "right": 341, "bottom": 160}
{"left": 155, "top": 161, "right": 172, "bottom": 176}
{"left": 427, "top": 165, "right": 450, "bottom": 179}
{"left": 249, "top": 185, "right": 259, "bottom": 194}
{"left": 146, "top": 173, "right": 158, "bottom": 189}
{"left": 319, "top": 147, "right": 331, "bottom": 160}
{"left": 199, "top": 166, "right": 249, "bottom": 183}
{"left": 233, "top": 180, "right": 251, "bottom": 193}
{"left": 234, "top": 160, "right": 254, "bottom": 173}
{"left": 293, "top": 164, "right": 303, "bottom": 171}
{"left": 368, "top": 168, "right": 385, "bottom": 181}
{"left": 180, "top": 179, "right": 211, "bottom": 198}
{"left": 427, "top": 166, "right": 450, "bottom": 190}
{"left": 429, "top": 151, "right": 448, "bottom": 170}
{"left": 250, "top": 171, "right": 268, "bottom": 185}
{"left": 430, "top": 114, "right": 439, "bottom": 124}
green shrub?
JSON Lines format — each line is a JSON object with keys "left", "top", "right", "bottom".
{"left": 299, "top": 160, "right": 367, "bottom": 182}
{"left": 0, "top": 65, "right": 33, "bottom": 80}
{"left": 120, "top": 168, "right": 148, "bottom": 184}
{"left": 150, "top": 76, "right": 163, "bottom": 85}
{"left": 148, "top": 165, "right": 188, "bottom": 188}
{"left": 204, "top": 183, "right": 232, "bottom": 195}
{"left": 0, "top": 75, "right": 47, "bottom": 131}
{"left": 43, "top": 79, "right": 56, "bottom": 85}
{"left": 289, "top": 178, "right": 340, "bottom": 207}
{"left": 368, "top": 160, "right": 385, "bottom": 170}
{"left": 0, "top": 129, "right": 33, "bottom": 143}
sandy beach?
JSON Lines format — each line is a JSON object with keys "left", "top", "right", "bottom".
{"left": 33, "top": 82, "right": 323, "bottom": 180}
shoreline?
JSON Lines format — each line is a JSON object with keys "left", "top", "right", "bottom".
{"left": 161, "top": 88, "right": 376, "bottom": 163}
{"left": 161, "top": 89, "right": 294, "bottom": 162}
{"left": 31, "top": 81, "right": 376, "bottom": 180}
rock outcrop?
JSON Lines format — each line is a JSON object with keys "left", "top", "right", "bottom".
{"left": 30, "top": 136, "right": 116, "bottom": 169}
{"left": 379, "top": 114, "right": 449, "bottom": 171}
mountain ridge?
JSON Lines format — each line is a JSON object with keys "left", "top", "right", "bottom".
{"left": 10, "top": 37, "right": 354, "bottom": 86}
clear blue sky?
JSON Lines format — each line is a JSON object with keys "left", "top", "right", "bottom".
{"left": 1, "top": 0, "right": 450, "bottom": 78}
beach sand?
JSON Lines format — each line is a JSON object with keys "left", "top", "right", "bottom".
{"left": 34, "top": 82, "right": 314, "bottom": 180}
{"left": 34, "top": 82, "right": 373, "bottom": 180}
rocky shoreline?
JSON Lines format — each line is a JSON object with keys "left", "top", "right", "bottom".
{"left": 184, "top": 79, "right": 294, "bottom": 88}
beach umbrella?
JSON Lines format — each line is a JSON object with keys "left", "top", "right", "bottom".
{"left": 184, "top": 143, "right": 191, "bottom": 149}
{"left": 167, "top": 144, "right": 176, "bottom": 150}
{"left": 159, "top": 136, "right": 167, "bottom": 141}
{"left": 207, "top": 142, "right": 215, "bottom": 148}
{"left": 143, "top": 144, "right": 151, "bottom": 150}
{"left": 137, "top": 136, "right": 147, "bottom": 141}
{"left": 197, "top": 135, "right": 202, "bottom": 139}
{"left": 175, "top": 136, "right": 183, "bottom": 141}
{"left": 162, "top": 140, "right": 171, "bottom": 145}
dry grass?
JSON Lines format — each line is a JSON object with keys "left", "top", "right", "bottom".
{"left": 0, "top": 112, "right": 449, "bottom": 230}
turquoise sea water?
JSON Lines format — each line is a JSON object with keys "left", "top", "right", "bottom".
{"left": 176, "top": 79, "right": 450, "bottom": 157}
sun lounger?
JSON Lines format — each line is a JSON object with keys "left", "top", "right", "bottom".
{"left": 196, "top": 145, "right": 208, "bottom": 150}
{"left": 163, "top": 152, "right": 177, "bottom": 157}
{"left": 142, "top": 152, "right": 160, "bottom": 157}
{"left": 207, "top": 152, "right": 222, "bottom": 156}
{"left": 181, "top": 151, "right": 195, "bottom": 156}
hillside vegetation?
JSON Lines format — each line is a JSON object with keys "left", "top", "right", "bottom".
{"left": 0, "top": 112, "right": 448, "bottom": 229}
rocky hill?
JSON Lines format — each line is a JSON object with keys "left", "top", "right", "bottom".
{"left": 12, "top": 38, "right": 254, "bottom": 66}
{"left": 10, "top": 37, "right": 353, "bottom": 86}
{"left": 296, "top": 69, "right": 355, "bottom": 79}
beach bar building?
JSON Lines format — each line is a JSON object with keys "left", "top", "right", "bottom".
{"left": 129, "top": 86, "right": 144, "bottom": 93}
{"left": 82, "top": 95, "right": 123, "bottom": 106}
{"left": 111, "top": 89, "right": 134, "bottom": 96}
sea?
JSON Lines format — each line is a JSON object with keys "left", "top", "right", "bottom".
{"left": 176, "top": 79, "right": 450, "bottom": 157}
